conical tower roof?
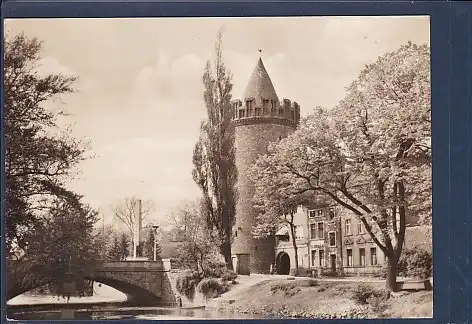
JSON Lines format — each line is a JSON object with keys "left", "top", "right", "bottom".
{"left": 243, "top": 57, "right": 279, "bottom": 102}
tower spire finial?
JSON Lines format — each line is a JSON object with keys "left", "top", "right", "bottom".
{"left": 258, "top": 49, "right": 262, "bottom": 56}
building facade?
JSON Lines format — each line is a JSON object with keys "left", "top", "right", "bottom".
{"left": 231, "top": 57, "right": 300, "bottom": 274}
{"left": 275, "top": 205, "right": 387, "bottom": 276}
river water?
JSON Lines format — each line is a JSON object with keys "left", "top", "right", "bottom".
{"left": 8, "top": 305, "right": 265, "bottom": 320}
{"left": 7, "top": 284, "right": 265, "bottom": 320}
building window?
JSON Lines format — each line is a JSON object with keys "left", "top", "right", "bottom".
{"left": 319, "top": 250, "right": 325, "bottom": 267}
{"left": 246, "top": 100, "right": 253, "bottom": 116}
{"left": 345, "top": 219, "right": 351, "bottom": 235}
{"left": 235, "top": 230, "right": 237, "bottom": 237}
{"left": 317, "top": 209, "right": 324, "bottom": 217}
{"left": 328, "top": 207, "right": 335, "bottom": 220}
{"left": 370, "top": 247, "right": 377, "bottom": 265}
{"left": 279, "top": 108, "right": 284, "bottom": 117}
{"left": 310, "top": 223, "right": 317, "bottom": 239}
{"left": 291, "top": 109, "right": 295, "bottom": 119}
{"left": 317, "top": 222, "right": 324, "bottom": 239}
{"left": 329, "top": 232, "right": 336, "bottom": 247}
{"left": 255, "top": 107, "right": 261, "bottom": 116}
{"left": 357, "top": 221, "right": 365, "bottom": 234}
{"left": 309, "top": 210, "right": 316, "bottom": 218}
{"left": 347, "top": 249, "right": 353, "bottom": 266}
{"left": 239, "top": 110, "right": 245, "bottom": 118}
{"left": 295, "top": 226, "right": 304, "bottom": 239}
{"left": 311, "top": 250, "right": 316, "bottom": 266}
{"left": 359, "top": 248, "right": 366, "bottom": 266}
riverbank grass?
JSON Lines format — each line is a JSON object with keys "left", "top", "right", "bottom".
{"left": 212, "top": 279, "right": 432, "bottom": 319}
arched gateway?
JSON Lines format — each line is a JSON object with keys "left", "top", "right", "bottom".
{"left": 276, "top": 252, "right": 291, "bottom": 275}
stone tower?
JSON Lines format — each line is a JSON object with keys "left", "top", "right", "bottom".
{"left": 231, "top": 57, "right": 300, "bottom": 274}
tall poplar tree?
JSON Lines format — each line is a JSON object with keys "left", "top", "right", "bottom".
{"left": 192, "top": 30, "right": 238, "bottom": 270}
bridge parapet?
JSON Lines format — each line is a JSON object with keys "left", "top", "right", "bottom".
{"left": 98, "top": 261, "right": 164, "bottom": 272}
{"left": 97, "top": 259, "right": 172, "bottom": 272}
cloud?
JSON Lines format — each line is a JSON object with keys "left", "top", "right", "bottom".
{"left": 132, "top": 52, "right": 206, "bottom": 102}
{"left": 36, "top": 56, "right": 76, "bottom": 77}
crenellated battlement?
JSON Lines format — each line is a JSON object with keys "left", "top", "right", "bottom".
{"left": 231, "top": 97, "right": 300, "bottom": 127}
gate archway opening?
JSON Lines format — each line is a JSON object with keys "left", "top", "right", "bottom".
{"left": 276, "top": 252, "right": 290, "bottom": 275}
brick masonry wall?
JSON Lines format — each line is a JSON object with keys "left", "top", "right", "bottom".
{"left": 232, "top": 122, "right": 296, "bottom": 274}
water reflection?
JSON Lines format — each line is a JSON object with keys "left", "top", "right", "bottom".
{"left": 9, "top": 306, "right": 266, "bottom": 320}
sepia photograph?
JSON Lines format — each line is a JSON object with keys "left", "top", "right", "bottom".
{"left": 4, "top": 16, "right": 431, "bottom": 320}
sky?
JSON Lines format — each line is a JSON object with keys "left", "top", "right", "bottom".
{"left": 5, "top": 16, "right": 430, "bottom": 227}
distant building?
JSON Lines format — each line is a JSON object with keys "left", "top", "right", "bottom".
{"left": 274, "top": 204, "right": 430, "bottom": 276}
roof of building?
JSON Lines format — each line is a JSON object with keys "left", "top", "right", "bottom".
{"left": 275, "top": 227, "right": 290, "bottom": 236}
{"left": 243, "top": 57, "right": 279, "bottom": 102}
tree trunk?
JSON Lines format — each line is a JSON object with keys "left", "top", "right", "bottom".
{"left": 385, "top": 255, "right": 399, "bottom": 292}
{"left": 289, "top": 223, "right": 299, "bottom": 276}
{"left": 221, "top": 239, "right": 234, "bottom": 271}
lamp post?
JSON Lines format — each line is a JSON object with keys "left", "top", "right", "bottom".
{"left": 152, "top": 225, "right": 159, "bottom": 261}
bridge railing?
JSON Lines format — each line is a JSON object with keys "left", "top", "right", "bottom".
{"left": 97, "top": 259, "right": 172, "bottom": 271}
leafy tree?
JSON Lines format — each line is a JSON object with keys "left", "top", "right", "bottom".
{"left": 192, "top": 30, "right": 238, "bottom": 270}
{"left": 7, "top": 196, "right": 102, "bottom": 299}
{"left": 4, "top": 33, "right": 104, "bottom": 299}
{"left": 168, "top": 200, "right": 219, "bottom": 275}
{"left": 4, "top": 32, "right": 83, "bottom": 253}
{"left": 117, "top": 232, "right": 131, "bottom": 260}
{"left": 107, "top": 235, "right": 122, "bottom": 261}
{"left": 143, "top": 230, "right": 162, "bottom": 260}
{"left": 111, "top": 196, "right": 155, "bottom": 253}
{"left": 251, "top": 43, "right": 430, "bottom": 291}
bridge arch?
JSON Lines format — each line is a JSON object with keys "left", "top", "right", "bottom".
{"left": 83, "top": 276, "right": 161, "bottom": 305}
{"left": 8, "top": 261, "right": 177, "bottom": 306}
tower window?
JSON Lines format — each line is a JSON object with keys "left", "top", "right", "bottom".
{"left": 263, "top": 99, "right": 269, "bottom": 109}
{"left": 246, "top": 100, "right": 253, "bottom": 116}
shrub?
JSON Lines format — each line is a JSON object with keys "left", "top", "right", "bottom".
{"left": 175, "top": 269, "right": 201, "bottom": 301}
{"left": 203, "top": 260, "right": 227, "bottom": 278}
{"left": 374, "top": 267, "right": 387, "bottom": 278}
{"left": 367, "top": 294, "right": 389, "bottom": 315}
{"left": 197, "top": 278, "right": 229, "bottom": 300}
{"left": 398, "top": 248, "right": 432, "bottom": 279}
{"left": 220, "top": 270, "right": 238, "bottom": 282}
{"left": 290, "top": 267, "right": 313, "bottom": 277}
{"left": 269, "top": 282, "right": 301, "bottom": 297}
{"left": 307, "top": 279, "right": 318, "bottom": 287}
{"left": 352, "top": 283, "right": 386, "bottom": 305}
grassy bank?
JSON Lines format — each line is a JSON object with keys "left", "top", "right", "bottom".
{"left": 210, "top": 279, "right": 432, "bottom": 319}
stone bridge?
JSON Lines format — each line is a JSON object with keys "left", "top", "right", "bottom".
{"left": 8, "top": 259, "right": 178, "bottom": 306}
{"left": 84, "top": 259, "right": 177, "bottom": 306}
